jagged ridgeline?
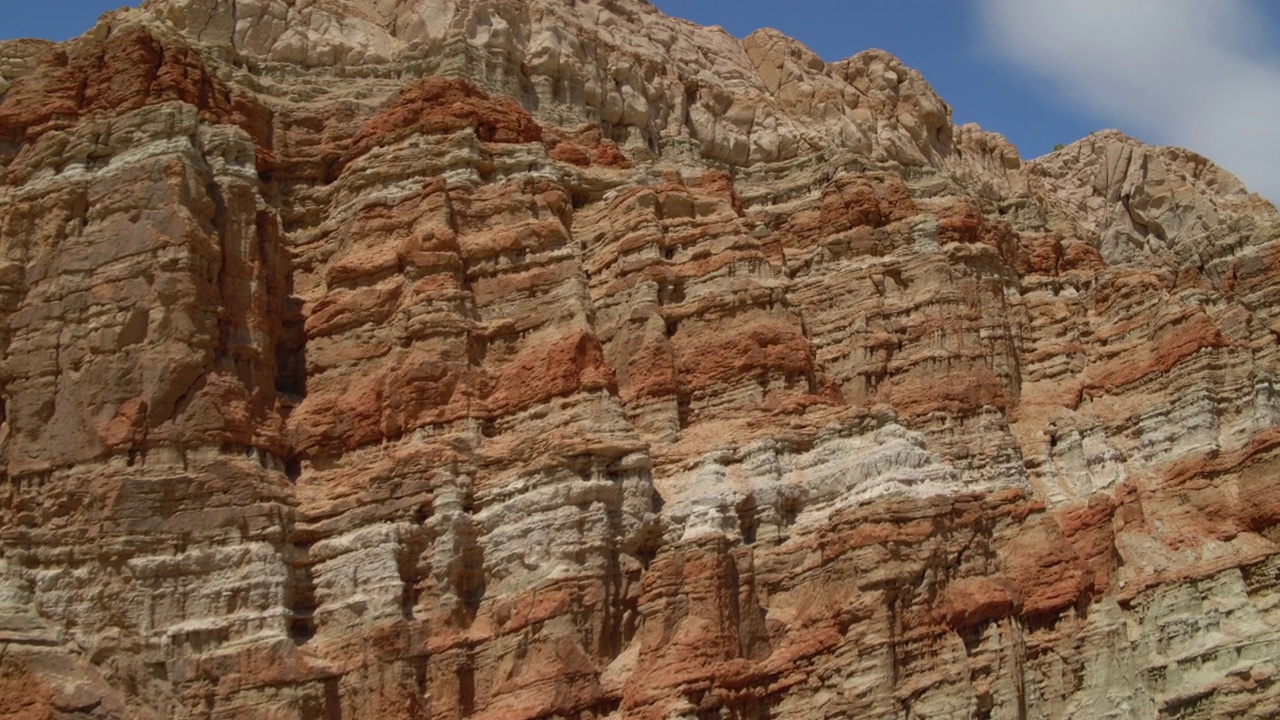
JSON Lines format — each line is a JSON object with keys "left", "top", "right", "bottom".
{"left": 0, "top": 1, "right": 1278, "bottom": 718}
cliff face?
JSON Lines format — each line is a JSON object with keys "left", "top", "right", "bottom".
{"left": 1, "top": 1, "right": 1279, "bottom": 718}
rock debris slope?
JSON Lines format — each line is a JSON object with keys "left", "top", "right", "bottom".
{"left": 1, "top": 0, "right": 1278, "bottom": 718}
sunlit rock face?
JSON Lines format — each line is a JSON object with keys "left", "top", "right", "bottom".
{"left": 1, "top": 1, "right": 1278, "bottom": 718}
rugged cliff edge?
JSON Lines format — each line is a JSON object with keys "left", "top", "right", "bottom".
{"left": 1, "top": 1, "right": 1279, "bottom": 718}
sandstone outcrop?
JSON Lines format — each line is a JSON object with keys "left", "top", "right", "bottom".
{"left": 0, "top": 1, "right": 1278, "bottom": 718}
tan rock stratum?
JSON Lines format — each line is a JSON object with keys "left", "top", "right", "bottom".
{"left": 1, "top": 1, "right": 1279, "bottom": 718}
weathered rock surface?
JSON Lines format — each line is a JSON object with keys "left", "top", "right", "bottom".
{"left": 0, "top": 1, "right": 1278, "bottom": 718}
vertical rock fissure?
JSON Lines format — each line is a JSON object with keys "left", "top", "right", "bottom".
{"left": 276, "top": 292, "right": 307, "bottom": 395}
{"left": 285, "top": 543, "right": 317, "bottom": 644}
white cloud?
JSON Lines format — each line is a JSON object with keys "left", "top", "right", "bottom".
{"left": 977, "top": 0, "right": 1280, "bottom": 203}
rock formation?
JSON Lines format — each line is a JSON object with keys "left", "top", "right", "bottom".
{"left": 0, "top": 0, "right": 1278, "bottom": 718}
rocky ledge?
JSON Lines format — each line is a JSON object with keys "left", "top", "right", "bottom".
{"left": 0, "top": 1, "right": 1278, "bottom": 718}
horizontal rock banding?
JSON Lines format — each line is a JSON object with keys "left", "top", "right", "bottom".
{"left": 0, "top": 1, "right": 1278, "bottom": 718}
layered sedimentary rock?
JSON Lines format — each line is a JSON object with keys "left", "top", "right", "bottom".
{"left": 1, "top": 1, "right": 1278, "bottom": 718}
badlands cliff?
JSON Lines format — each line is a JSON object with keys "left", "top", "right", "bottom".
{"left": 1, "top": 0, "right": 1279, "bottom": 718}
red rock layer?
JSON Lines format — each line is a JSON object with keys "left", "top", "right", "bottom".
{"left": 0, "top": 2, "right": 1278, "bottom": 719}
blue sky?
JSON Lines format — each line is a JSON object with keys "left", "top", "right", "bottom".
{"left": 5, "top": 1, "right": 1279, "bottom": 201}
